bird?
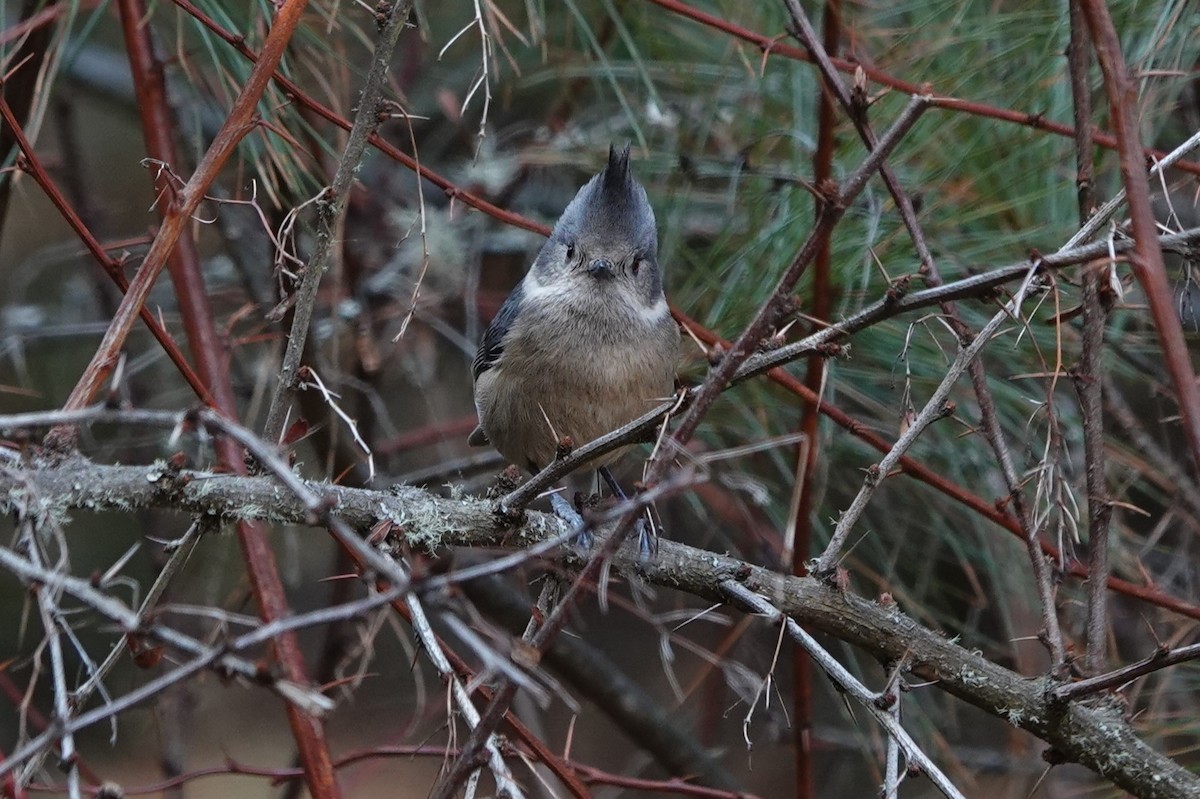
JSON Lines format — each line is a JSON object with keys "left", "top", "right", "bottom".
{"left": 468, "top": 144, "right": 679, "bottom": 540}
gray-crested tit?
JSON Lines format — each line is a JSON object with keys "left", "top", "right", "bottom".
{"left": 468, "top": 144, "right": 679, "bottom": 483}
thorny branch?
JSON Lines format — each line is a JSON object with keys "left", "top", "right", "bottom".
{"left": 1051, "top": 639, "right": 1200, "bottom": 702}
{"left": 720, "top": 581, "right": 965, "bottom": 799}
{"left": 781, "top": 0, "right": 1071, "bottom": 669}
{"left": 261, "top": 0, "right": 413, "bottom": 446}
{"left": 812, "top": 267, "right": 1045, "bottom": 575}
{"left": 112, "top": 10, "right": 341, "bottom": 793}
{"left": 1065, "top": 0, "right": 1112, "bottom": 678}
{"left": 2, "top": 458, "right": 1198, "bottom": 798}
{"left": 1063, "top": 127, "right": 1200, "bottom": 251}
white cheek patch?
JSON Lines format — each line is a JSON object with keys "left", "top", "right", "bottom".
{"left": 522, "top": 273, "right": 574, "bottom": 303}
{"left": 637, "top": 295, "right": 670, "bottom": 324}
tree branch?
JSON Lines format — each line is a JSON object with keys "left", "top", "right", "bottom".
{"left": 2, "top": 459, "right": 1197, "bottom": 798}
{"left": 48, "top": 0, "right": 312, "bottom": 424}
{"left": 1078, "top": 0, "right": 1200, "bottom": 477}
{"left": 261, "top": 0, "right": 413, "bottom": 446}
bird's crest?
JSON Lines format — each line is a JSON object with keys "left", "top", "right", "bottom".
{"left": 599, "top": 143, "right": 633, "bottom": 200}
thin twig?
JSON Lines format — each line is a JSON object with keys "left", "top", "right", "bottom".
{"left": 405, "top": 590, "right": 525, "bottom": 798}
{"left": 1063, "top": 127, "right": 1200, "bottom": 250}
{"left": 48, "top": 0, "right": 315, "bottom": 424}
{"left": 72, "top": 523, "right": 202, "bottom": 707}
{"left": 882, "top": 692, "right": 901, "bottom": 798}
{"left": 20, "top": 522, "right": 81, "bottom": 799}
{"left": 720, "top": 581, "right": 965, "bottom": 799}
{"left": 737, "top": 225, "right": 1198, "bottom": 384}
{"left": 642, "top": 0, "right": 1200, "bottom": 177}
{"left": 117, "top": 0, "right": 232, "bottom": 418}
{"left": 1052, "top": 640, "right": 1200, "bottom": 702}
{"left": 1078, "top": 0, "right": 1200, "bottom": 478}
{"left": 261, "top": 0, "right": 413, "bottom": 446}
{"left": 1066, "top": 0, "right": 1111, "bottom": 677}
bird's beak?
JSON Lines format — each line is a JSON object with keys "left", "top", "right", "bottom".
{"left": 588, "top": 258, "right": 615, "bottom": 280}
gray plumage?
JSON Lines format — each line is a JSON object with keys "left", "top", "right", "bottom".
{"left": 469, "top": 144, "right": 680, "bottom": 473}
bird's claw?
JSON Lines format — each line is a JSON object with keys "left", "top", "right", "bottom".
{"left": 549, "top": 492, "right": 592, "bottom": 550}
{"left": 574, "top": 526, "right": 595, "bottom": 550}
{"left": 635, "top": 516, "right": 658, "bottom": 561}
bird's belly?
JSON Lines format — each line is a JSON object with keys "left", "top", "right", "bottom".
{"left": 477, "top": 346, "right": 672, "bottom": 471}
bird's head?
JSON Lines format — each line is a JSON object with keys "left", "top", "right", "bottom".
{"left": 530, "top": 144, "right": 663, "bottom": 309}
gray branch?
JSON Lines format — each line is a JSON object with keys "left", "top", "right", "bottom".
{"left": 1, "top": 459, "right": 1197, "bottom": 798}
{"left": 261, "top": 0, "right": 414, "bottom": 445}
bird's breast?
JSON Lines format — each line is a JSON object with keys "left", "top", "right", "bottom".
{"left": 475, "top": 291, "right": 678, "bottom": 470}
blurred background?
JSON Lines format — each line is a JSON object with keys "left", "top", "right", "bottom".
{"left": 2, "top": 0, "right": 1199, "bottom": 796}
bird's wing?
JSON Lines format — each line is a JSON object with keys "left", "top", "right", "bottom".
{"left": 473, "top": 280, "right": 526, "bottom": 381}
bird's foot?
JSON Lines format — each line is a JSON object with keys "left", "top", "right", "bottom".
{"left": 549, "top": 492, "right": 592, "bottom": 550}
{"left": 635, "top": 515, "right": 658, "bottom": 561}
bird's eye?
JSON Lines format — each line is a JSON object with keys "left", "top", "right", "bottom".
{"left": 565, "top": 243, "right": 576, "bottom": 260}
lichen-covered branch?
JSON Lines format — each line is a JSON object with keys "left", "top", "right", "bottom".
{"left": 1, "top": 458, "right": 1196, "bottom": 798}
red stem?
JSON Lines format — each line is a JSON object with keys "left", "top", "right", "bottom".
{"left": 671, "top": 307, "right": 1200, "bottom": 621}
{"left": 115, "top": 2, "right": 341, "bottom": 796}
{"left": 1078, "top": 1, "right": 1200, "bottom": 477}
{"left": 0, "top": 93, "right": 215, "bottom": 407}
{"left": 643, "top": 0, "right": 1200, "bottom": 177}
{"left": 52, "top": 0, "right": 314, "bottom": 419}
{"left": 790, "top": 2, "right": 841, "bottom": 794}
